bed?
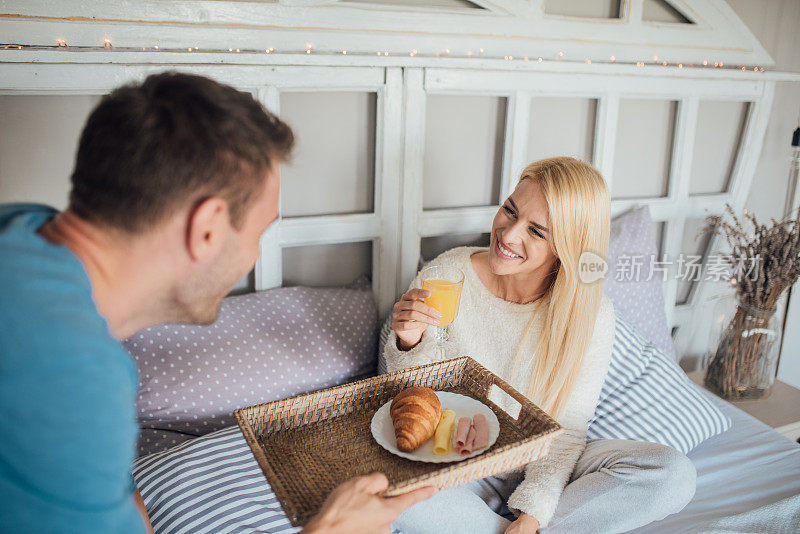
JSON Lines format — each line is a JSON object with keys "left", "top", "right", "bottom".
{"left": 129, "top": 262, "right": 800, "bottom": 533}
{"left": 631, "top": 389, "right": 800, "bottom": 533}
{"left": 132, "top": 384, "right": 800, "bottom": 534}
{"left": 131, "top": 351, "right": 800, "bottom": 534}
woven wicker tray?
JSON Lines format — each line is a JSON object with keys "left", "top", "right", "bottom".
{"left": 234, "top": 356, "right": 563, "bottom": 526}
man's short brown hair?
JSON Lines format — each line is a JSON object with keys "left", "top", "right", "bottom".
{"left": 69, "top": 72, "right": 293, "bottom": 232}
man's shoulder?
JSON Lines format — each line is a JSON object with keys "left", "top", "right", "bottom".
{"left": 0, "top": 203, "right": 89, "bottom": 307}
{"left": 0, "top": 203, "right": 133, "bottom": 381}
{"left": 0, "top": 202, "right": 58, "bottom": 235}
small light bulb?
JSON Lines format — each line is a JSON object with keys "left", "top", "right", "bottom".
{"left": 662, "top": 61, "right": 667, "bottom": 66}
{"left": 741, "top": 66, "right": 746, "bottom": 71}
{"left": 444, "top": 49, "right": 450, "bottom": 54}
{"left": 719, "top": 62, "right": 723, "bottom": 67}
{"left": 103, "top": 39, "right": 112, "bottom": 48}
{"left": 537, "top": 57, "right": 542, "bottom": 62}
{"left": 702, "top": 60, "right": 708, "bottom": 66}
{"left": 653, "top": 55, "right": 658, "bottom": 61}
{"left": 524, "top": 56, "right": 529, "bottom": 61}
{"left": 154, "top": 45, "right": 159, "bottom": 50}
{"left": 610, "top": 56, "right": 616, "bottom": 62}
{"left": 479, "top": 48, "right": 484, "bottom": 53}
{"left": 558, "top": 51, "right": 564, "bottom": 57}
{"left": 342, "top": 50, "right": 347, "bottom": 55}
{"left": 228, "top": 48, "right": 233, "bottom": 52}
{"left": 678, "top": 63, "right": 683, "bottom": 68}
{"left": 236, "top": 48, "right": 240, "bottom": 53}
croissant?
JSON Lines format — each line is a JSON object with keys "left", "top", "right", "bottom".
{"left": 390, "top": 386, "right": 442, "bottom": 452}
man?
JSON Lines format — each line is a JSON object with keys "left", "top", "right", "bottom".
{"left": 0, "top": 72, "right": 434, "bottom": 533}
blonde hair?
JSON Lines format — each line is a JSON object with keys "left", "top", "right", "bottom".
{"left": 512, "top": 157, "right": 610, "bottom": 421}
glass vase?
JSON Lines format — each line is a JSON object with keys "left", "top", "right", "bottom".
{"left": 703, "top": 296, "right": 781, "bottom": 400}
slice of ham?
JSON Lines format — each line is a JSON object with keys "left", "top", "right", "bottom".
{"left": 472, "top": 413, "right": 489, "bottom": 451}
{"left": 459, "top": 423, "right": 476, "bottom": 455}
{"left": 454, "top": 417, "right": 472, "bottom": 448}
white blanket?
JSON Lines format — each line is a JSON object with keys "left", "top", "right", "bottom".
{"left": 630, "top": 384, "right": 800, "bottom": 534}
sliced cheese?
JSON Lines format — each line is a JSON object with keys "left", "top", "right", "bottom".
{"left": 433, "top": 409, "right": 456, "bottom": 455}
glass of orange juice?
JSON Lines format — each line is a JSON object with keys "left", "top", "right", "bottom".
{"left": 420, "top": 266, "right": 465, "bottom": 341}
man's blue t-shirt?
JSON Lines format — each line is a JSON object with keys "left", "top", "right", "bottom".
{"left": 0, "top": 204, "right": 145, "bottom": 533}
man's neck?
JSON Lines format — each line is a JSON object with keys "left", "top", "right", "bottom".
{"left": 38, "top": 210, "right": 178, "bottom": 340}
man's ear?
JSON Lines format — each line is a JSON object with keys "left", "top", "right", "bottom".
{"left": 186, "top": 197, "right": 230, "bottom": 262}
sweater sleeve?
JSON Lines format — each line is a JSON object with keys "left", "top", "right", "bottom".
{"left": 384, "top": 325, "right": 451, "bottom": 373}
{"left": 506, "top": 297, "right": 616, "bottom": 527}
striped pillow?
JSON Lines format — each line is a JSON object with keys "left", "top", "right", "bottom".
{"left": 587, "top": 316, "right": 731, "bottom": 454}
{"left": 134, "top": 427, "right": 297, "bottom": 534}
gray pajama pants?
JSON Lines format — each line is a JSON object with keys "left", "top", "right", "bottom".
{"left": 391, "top": 438, "right": 697, "bottom": 534}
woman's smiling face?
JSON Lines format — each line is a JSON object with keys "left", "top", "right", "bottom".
{"left": 488, "top": 178, "right": 559, "bottom": 278}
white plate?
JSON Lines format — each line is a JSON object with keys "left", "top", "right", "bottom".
{"left": 371, "top": 391, "right": 500, "bottom": 463}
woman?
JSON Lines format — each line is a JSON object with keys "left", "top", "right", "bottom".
{"left": 384, "top": 157, "right": 696, "bottom": 534}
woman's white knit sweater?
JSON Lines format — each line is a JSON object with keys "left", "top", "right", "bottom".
{"left": 384, "top": 247, "right": 616, "bottom": 527}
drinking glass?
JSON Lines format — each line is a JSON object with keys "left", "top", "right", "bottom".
{"left": 420, "top": 266, "right": 464, "bottom": 342}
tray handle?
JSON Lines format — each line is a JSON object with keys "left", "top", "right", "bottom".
{"left": 486, "top": 373, "right": 528, "bottom": 421}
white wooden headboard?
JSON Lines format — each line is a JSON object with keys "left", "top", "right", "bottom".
{"left": 2, "top": 0, "right": 796, "bottom": 360}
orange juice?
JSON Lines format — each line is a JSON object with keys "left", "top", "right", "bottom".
{"left": 422, "top": 279, "right": 463, "bottom": 326}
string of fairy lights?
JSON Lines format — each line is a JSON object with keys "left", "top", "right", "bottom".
{"left": 0, "top": 38, "right": 767, "bottom": 73}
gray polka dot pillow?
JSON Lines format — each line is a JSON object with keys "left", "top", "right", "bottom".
{"left": 124, "top": 277, "right": 378, "bottom": 456}
{"left": 604, "top": 206, "right": 676, "bottom": 360}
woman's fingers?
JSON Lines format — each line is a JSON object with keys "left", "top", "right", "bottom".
{"left": 394, "top": 297, "right": 442, "bottom": 320}
{"left": 402, "top": 288, "right": 431, "bottom": 301}
{"left": 395, "top": 310, "right": 439, "bottom": 326}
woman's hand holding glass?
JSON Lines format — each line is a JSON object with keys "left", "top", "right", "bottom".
{"left": 391, "top": 289, "right": 443, "bottom": 351}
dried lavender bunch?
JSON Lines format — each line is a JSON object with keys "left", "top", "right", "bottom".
{"left": 702, "top": 204, "right": 800, "bottom": 398}
{"left": 704, "top": 203, "right": 800, "bottom": 311}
